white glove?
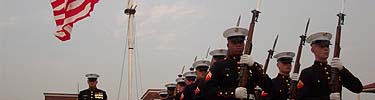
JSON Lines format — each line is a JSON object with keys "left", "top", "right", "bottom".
{"left": 330, "top": 92, "right": 341, "bottom": 100}
{"left": 235, "top": 87, "right": 248, "bottom": 99}
{"left": 239, "top": 54, "right": 255, "bottom": 66}
{"left": 331, "top": 57, "right": 343, "bottom": 71}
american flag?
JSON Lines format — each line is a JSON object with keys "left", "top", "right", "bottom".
{"left": 51, "top": 0, "right": 99, "bottom": 41}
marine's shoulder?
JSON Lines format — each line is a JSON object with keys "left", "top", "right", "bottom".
{"left": 301, "top": 65, "right": 314, "bottom": 73}
{"left": 210, "top": 59, "right": 230, "bottom": 71}
{"left": 80, "top": 89, "right": 89, "bottom": 92}
{"left": 272, "top": 77, "right": 279, "bottom": 81}
{"left": 96, "top": 88, "right": 106, "bottom": 93}
{"left": 299, "top": 65, "right": 315, "bottom": 78}
{"left": 271, "top": 76, "right": 282, "bottom": 85}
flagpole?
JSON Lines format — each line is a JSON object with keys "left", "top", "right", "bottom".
{"left": 125, "top": 0, "right": 136, "bottom": 100}
{"left": 77, "top": 82, "right": 79, "bottom": 94}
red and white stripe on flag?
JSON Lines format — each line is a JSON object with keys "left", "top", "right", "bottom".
{"left": 51, "top": 0, "right": 99, "bottom": 41}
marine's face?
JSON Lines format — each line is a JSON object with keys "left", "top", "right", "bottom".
{"left": 195, "top": 69, "right": 208, "bottom": 80}
{"left": 211, "top": 56, "right": 226, "bottom": 66}
{"left": 167, "top": 88, "right": 175, "bottom": 95}
{"left": 311, "top": 44, "right": 330, "bottom": 60}
{"left": 277, "top": 61, "right": 292, "bottom": 74}
{"left": 184, "top": 77, "right": 196, "bottom": 85}
{"left": 176, "top": 84, "right": 185, "bottom": 93}
{"left": 87, "top": 80, "right": 98, "bottom": 88}
{"left": 227, "top": 37, "right": 245, "bottom": 57}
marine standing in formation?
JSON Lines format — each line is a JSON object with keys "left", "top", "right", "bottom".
{"left": 175, "top": 74, "right": 187, "bottom": 100}
{"left": 159, "top": 90, "right": 169, "bottom": 100}
{"left": 184, "top": 69, "right": 197, "bottom": 86}
{"left": 296, "top": 32, "right": 363, "bottom": 99}
{"left": 179, "top": 66, "right": 197, "bottom": 99}
{"left": 181, "top": 59, "right": 210, "bottom": 100}
{"left": 203, "top": 26, "right": 273, "bottom": 100}
{"left": 262, "top": 52, "right": 295, "bottom": 100}
{"left": 78, "top": 73, "right": 107, "bottom": 100}
{"left": 192, "top": 49, "right": 227, "bottom": 100}
{"left": 208, "top": 49, "right": 228, "bottom": 66}
{"left": 165, "top": 83, "right": 177, "bottom": 100}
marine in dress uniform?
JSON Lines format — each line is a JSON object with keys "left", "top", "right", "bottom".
{"left": 180, "top": 67, "right": 197, "bottom": 100}
{"left": 183, "top": 69, "right": 197, "bottom": 86}
{"left": 203, "top": 26, "right": 273, "bottom": 100}
{"left": 181, "top": 59, "right": 210, "bottom": 100}
{"left": 175, "top": 74, "right": 186, "bottom": 100}
{"left": 262, "top": 52, "right": 295, "bottom": 100}
{"left": 78, "top": 73, "right": 107, "bottom": 100}
{"left": 209, "top": 49, "right": 228, "bottom": 66}
{"left": 160, "top": 90, "right": 169, "bottom": 100}
{"left": 193, "top": 49, "right": 228, "bottom": 100}
{"left": 296, "top": 32, "right": 363, "bottom": 100}
{"left": 165, "top": 83, "right": 177, "bottom": 100}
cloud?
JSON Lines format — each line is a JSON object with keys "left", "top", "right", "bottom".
{"left": 126, "top": 1, "right": 207, "bottom": 51}
{"left": 100, "top": 0, "right": 201, "bottom": 41}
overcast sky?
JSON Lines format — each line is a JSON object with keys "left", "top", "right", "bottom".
{"left": 1, "top": 0, "right": 375, "bottom": 100}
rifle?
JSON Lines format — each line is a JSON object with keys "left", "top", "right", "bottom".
{"left": 289, "top": 18, "right": 310, "bottom": 99}
{"left": 238, "top": 9, "right": 260, "bottom": 99}
{"left": 263, "top": 35, "right": 279, "bottom": 73}
{"left": 253, "top": 35, "right": 278, "bottom": 100}
{"left": 205, "top": 46, "right": 211, "bottom": 59}
{"left": 330, "top": 11, "right": 345, "bottom": 95}
{"left": 181, "top": 65, "right": 185, "bottom": 75}
{"left": 176, "top": 65, "right": 185, "bottom": 93}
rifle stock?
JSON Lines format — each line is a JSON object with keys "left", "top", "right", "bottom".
{"left": 239, "top": 9, "right": 260, "bottom": 87}
{"left": 330, "top": 13, "right": 345, "bottom": 93}
{"left": 238, "top": 9, "right": 260, "bottom": 100}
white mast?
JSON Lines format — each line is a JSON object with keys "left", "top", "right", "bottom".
{"left": 125, "top": 0, "right": 136, "bottom": 100}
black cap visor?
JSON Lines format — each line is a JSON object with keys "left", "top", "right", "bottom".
{"left": 228, "top": 36, "right": 245, "bottom": 44}
{"left": 177, "top": 82, "right": 186, "bottom": 86}
{"left": 185, "top": 76, "right": 196, "bottom": 81}
{"left": 196, "top": 66, "right": 209, "bottom": 72}
{"left": 167, "top": 87, "right": 176, "bottom": 91}
{"left": 160, "top": 94, "right": 168, "bottom": 97}
{"left": 213, "top": 55, "right": 226, "bottom": 60}
{"left": 312, "top": 40, "right": 331, "bottom": 48}
{"left": 88, "top": 78, "right": 97, "bottom": 82}
{"left": 278, "top": 57, "right": 293, "bottom": 64}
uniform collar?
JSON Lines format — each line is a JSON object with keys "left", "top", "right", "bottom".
{"left": 313, "top": 60, "right": 328, "bottom": 66}
{"left": 225, "top": 55, "right": 241, "bottom": 61}
{"left": 89, "top": 88, "right": 97, "bottom": 90}
{"left": 277, "top": 73, "right": 290, "bottom": 79}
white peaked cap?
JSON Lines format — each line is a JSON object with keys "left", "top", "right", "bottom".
{"left": 183, "top": 71, "right": 196, "bottom": 78}
{"left": 223, "top": 26, "right": 248, "bottom": 38}
{"left": 273, "top": 52, "right": 295, "bottom": 60}
{"left": 175, "top": 77, "right": 185, "bottom": 83}
{"left": 209, "top": 49, "right": 227, "bottom": 56}
{"left": 165, "top": 83, "right": 176, "bottom": 88}
{"left": 306, "top": 32, "right": 332, "bottom": 44}
{"left": 85, "top": 73, "right": 100, "bottom": 79}
{"left": 193, "top": 59, "right": 210, "bottom": 69}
